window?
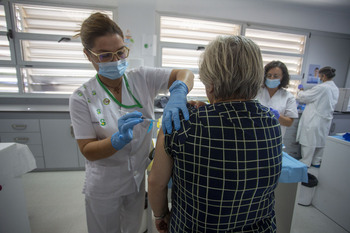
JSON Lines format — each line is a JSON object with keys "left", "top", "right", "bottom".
{"left": 159, "top": 16, "right": 241, "bottom": 98}
{"left": 159, "top": 15, "right": 307, "bottom": 98}
{"left": 244, "top": 28, "right": 307, "bottom": 76}
{"left": 0, "top": 2, "right": 114, "bottom": 94}
{"left": 0, "top": 4, "right": 17, "bottom": 93}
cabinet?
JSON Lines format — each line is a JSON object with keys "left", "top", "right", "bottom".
{"left": 0, "top": 112, "right": 85, "bottom": 170}
{"left": 329, "top": 113, "right": 350, "bottom": 135}
{"left": 312, "top": 136, "right": 350, "bottom": 231}
{"left": 40, "top": 119, "right": 82, "bottom": 169}
{"left": 0, "top": 119, "right": 45, "bottom": 169}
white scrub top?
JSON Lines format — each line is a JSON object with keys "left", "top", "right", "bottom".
{"left": 69, "top": 66, "right": 171, "bottom": 200}
{"left": 256, "top": 87, "right": 298, "bottom": 138}
{"left": 296, "top": 81, "right": 339, "bottom": 147}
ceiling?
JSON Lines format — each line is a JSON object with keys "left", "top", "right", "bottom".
{"left": 265, "top": 0, "right": 350, "bottom": 14}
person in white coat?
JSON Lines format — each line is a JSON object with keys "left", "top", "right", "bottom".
{"left": 69, "top": 12, "right": 194, "bottom": 233}
{"left": 256, "top": 61, "right": 298, "bottom": 140}
{"left": 296, "top": 66, "right": 339, "bottom": 167}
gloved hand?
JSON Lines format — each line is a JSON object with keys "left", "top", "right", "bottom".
{"left": 111, "top": 111, "right": 143, "bottom": 150}
{"left": 298, "top": 84, "right": 304, "bottom": 90}
{"left": 162, "top": 80, "right": 189, "bottom": 134}
{"left": 270, "top": 108, "right": 280, "bottom": 119}
{"left": 343, "top": 132, "right": 350, "bottom": 141}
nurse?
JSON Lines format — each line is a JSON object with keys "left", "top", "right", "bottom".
{"left": 256, "top": 61, "right": 298, "bottom": 139}
{"left": 69, "top": 12, "right": 194, "bottom": 233}
{"left": 296, "top": 66, "right": 339, "bottom": 167}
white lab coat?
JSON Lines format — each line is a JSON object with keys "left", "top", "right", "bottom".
{"left": 69, "top": 66, "right": 171, "bottom": 232}
{"left": 296, "top": 81, "right": 339, "bottom": 147}
{"left": 256, "top": 87, "right": 298, "bottom": 138}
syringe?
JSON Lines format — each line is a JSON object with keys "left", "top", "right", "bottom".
{"left": 119, "top": 109, "right": 157, "bottom": 133}
{"left": 119, "top": 109, "right": 157, "bottom": 122}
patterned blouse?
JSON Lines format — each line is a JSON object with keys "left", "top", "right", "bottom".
{"left": 164, "top": 101, "right": 282, "bottom": 232}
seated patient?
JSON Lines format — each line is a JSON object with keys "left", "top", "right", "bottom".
{"left": 148, "top": 35, "right": 282, "bottom": 233}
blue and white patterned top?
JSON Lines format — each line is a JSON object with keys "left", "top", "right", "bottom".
{"left": 165, "top": 101, "right": 282, "bottom": 232}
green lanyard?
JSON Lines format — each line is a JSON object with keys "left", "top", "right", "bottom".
{"left": 96, "top": 74, "right": 143, "bottom": 109}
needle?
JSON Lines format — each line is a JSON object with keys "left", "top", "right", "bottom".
{"left": 119, "top": 109, "right": 157, "bottom": 122}
{"left": 141, "top": 116, "right": 157, "bottom": 122}
{"left": 119, "top": 109, "right": 158, "bottom": 133}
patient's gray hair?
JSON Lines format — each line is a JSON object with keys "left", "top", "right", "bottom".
{"left": 199, "top": 36, "right": 263, "bottom": 100}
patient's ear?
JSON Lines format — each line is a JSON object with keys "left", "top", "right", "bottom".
{"left": 206, "top": 84, "right": 214, "bottom": 94}
{"left": 205, "top": 84, "right": 215, "bottom": 103}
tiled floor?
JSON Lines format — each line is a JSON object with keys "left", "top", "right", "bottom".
{"left": 21, "top": 171, "right": 348, "bottom": 233}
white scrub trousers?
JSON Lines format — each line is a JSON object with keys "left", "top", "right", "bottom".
{"left": 85, "top": 179, "right": 145, "bottom": 233}
{"left": 300, "top": 144, "right": 325, "bottom": 167}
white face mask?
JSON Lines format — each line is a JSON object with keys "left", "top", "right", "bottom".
{"left": 97, "top": 59, "right": 128, "bottom": 80}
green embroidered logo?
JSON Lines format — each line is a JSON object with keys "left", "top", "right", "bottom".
{"left": 100, "top": 119, "right": 106, "bottom": 126}
{"left": 87, "top": 98, "right": 91, "bottom": 103}
{"left": 77, "top": 91, "right": 83, "bottom": 97}
{"left": 97, "top": 109, "right": 101, "bottom": 114}
{"left": 92, "top": 90, "right": 96, "bottom": 95}
{"left": 103, "top": 98, "right": 110, "bottom": 105}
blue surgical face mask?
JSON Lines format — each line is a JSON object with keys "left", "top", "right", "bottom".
{"left": 265, "top": 78, "right": 281, "bottom": 89}
{"left": 97, "top": 59, "right": 128, "bottom": 80}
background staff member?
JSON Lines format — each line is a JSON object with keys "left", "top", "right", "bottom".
{"left": 296, "top": 66, "right": 339, "bottom": 167}
{"left": 256, "top": 61, "right": 298, "bottom": 140}
{"left": 69, "top": 12, "right": 194, "bottom": 233}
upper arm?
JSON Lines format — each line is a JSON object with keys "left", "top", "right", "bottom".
{"left": 69, "top": 91, "right": 96, "bottom": 139}
{"left": 168, "top": 69, "right": 179, "bottom": 89}
{"left": 297, "top": 86, "right": 322, "bottom": 104}
{"left": 148, "top": 129, "right": 173, "bottom": 188}
{"left": 167, "top": 69, "right": 194, "bottom": 91}
{"left": 284, "top": 94, "right": 298, "bottom": 118}
{"left": 141, "top": 67, "right": 171, "bottom": 97}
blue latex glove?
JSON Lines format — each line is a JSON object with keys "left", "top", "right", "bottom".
{"left": 298, "top": 84, "right": 304, "bottom": 90}
{"left": 270, "top": 108, "right": 280, "bottom": 119}
{"left": 111, "top": 111, "right": 143, "bottom": 150}
{"left": 162, "top": 80, "right": 189, "bottom": 134}
{"left": 343, "top": 132, "right": 350, "bottom": 141}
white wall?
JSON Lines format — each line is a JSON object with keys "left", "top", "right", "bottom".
{"left": 303, "top": 33, "right": 350, "bottom": 89}
{"left": 153, "top": 0, "right": 350, "bottom": 35}
{"left": 30, "top": 0, "right": 350, "bottom": 35}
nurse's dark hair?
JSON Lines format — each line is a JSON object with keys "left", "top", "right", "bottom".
{"left": 264, "top": 61, "right": 290, "bottom": 88}
{"left": 319, "top": 66, "right": 336, "bottom": 79}
{"left": 199, "top": 35, "right": 263, "bottom": 100}
{"left": 74, "top": 12, "right": 124, "bottom": 50}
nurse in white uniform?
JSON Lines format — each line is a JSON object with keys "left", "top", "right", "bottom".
{"left": 296, "top": 66, "right": 339, "bottom": 167}
{"left": 69, "top": 13, "right": 194, "bottom": 233}
{"left": 256, "top": 61, "right": 298, "bottom": 140}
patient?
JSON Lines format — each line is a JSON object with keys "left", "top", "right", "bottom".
{"left": 148, "top": 35, "right": 282, "bottom": 232}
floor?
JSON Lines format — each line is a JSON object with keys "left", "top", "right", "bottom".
{"left": 21, "top": 170, "right": 348, "bottom": 233}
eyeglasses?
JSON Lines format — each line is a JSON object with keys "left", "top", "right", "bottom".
{"left": 266, "top": 74, "right": 281, "bottom": 79}
{"left": 88, "top": 46, "right": 129, "bottom": 63}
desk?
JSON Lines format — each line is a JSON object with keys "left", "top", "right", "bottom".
{"left": 312, "top": 136, "right": 350, "bottom": 232}
{"left": 0, "top": 143, "right": 37, "bottom": 233}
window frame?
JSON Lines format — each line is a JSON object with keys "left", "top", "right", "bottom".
{"left": 0, "top": 0, "right": 117, "bottom": 97}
